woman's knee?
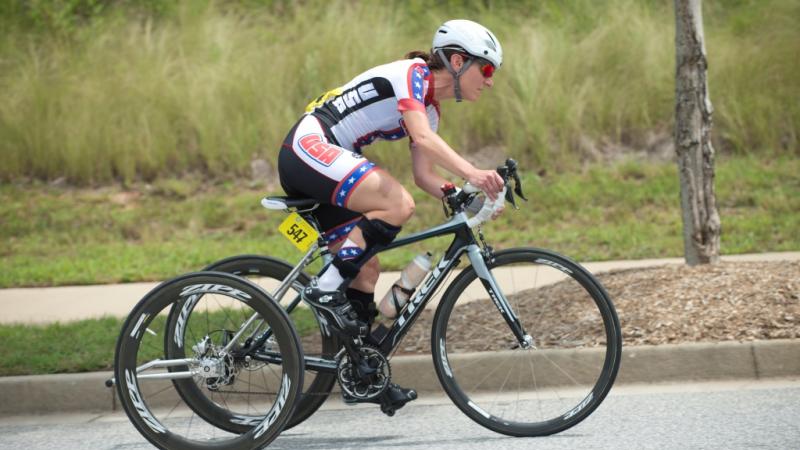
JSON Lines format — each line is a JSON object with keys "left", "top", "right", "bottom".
{"left": 397, "top": 189, "right": 415, "bottom": 223}
{"left": 347, "top": 171, "right": 414, "bottom": 224}
{"left": 383, "top": 188, "right": 414, "bottom": 224}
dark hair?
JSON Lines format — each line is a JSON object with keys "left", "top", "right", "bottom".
{"left": 405, "top": 49, "right": 463, "bottom": 71}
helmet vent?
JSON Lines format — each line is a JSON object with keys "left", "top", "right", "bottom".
{"left": 484, "top": 32, "right": 498, "bottom": 51}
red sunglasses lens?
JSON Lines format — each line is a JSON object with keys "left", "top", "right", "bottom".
{"left": 481, "top": 63, "right": 495, "bottom": 78}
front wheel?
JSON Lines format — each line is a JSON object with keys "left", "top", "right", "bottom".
{"left": 431, "top": 248, "right": 621, "bottom": 437}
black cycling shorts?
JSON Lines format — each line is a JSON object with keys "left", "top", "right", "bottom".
{"left": 278, "top": 114, "right": 379, "bottom": 244}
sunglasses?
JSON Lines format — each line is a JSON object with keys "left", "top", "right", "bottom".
{"left": 474, "top": 58, "right": 495, "bottom": 78}
{"left": 477, "top": 60, "right": 495, "bottom": 78}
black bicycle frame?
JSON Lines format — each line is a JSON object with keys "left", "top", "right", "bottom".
{"left": 256, "top": 212, "right": 529, "bottom": 374}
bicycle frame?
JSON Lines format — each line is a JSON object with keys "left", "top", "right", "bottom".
{"left": 111, "top": 210, "right": 530, "bottom": 386}
{"left": 254, "top": 210, "right": 531, "bottom": 374}
{"left": 112, "top": 162, "right": 531, "bottom": 387}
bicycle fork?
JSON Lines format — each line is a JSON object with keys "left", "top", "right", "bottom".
{"left": 465, "top": 245, "right": 534, "bottom": 349}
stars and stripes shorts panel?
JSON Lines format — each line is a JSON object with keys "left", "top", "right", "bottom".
{"left": 318, "top": 212, "right": 361, "bottom": 245}
{"left": 331, "top": 160, "right": 376, "bottom": 208}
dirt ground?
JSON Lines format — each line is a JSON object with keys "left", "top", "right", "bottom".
{"left": 387, "top": 260, "right": 799, "bottom": 355}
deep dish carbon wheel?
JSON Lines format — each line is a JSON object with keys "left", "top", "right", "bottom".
{"left": 114, "top": 272, "right": 304, "bottom": 450}
{"left": 431, "top": 248, "right": 621, "bottom": 437}
{"left": 199, "top": 255, "right": 339, "bottom": 430}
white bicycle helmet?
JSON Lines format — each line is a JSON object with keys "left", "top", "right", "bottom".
{"left": 431, "top": 19, "right": 503, "bottom": 102}
{"left": 432, "top": 19, "right": 503, "bottom": 68}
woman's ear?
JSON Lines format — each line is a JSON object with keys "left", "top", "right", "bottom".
{"left": 449, "top": 53, "right": 465, "bottom": 71}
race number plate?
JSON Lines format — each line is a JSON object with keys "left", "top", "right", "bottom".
{"left": 278, "top": 212, "right": 319, "bottom": 252}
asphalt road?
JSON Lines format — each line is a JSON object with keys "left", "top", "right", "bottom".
{"left": 1, "top": 379, "right": 798, "bottom": 450}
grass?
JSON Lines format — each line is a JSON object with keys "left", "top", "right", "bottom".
{"left": 1, "top": 0, "right": 798, "bottom": 376}
{"left": 2, "top": 156, "right": 798, "bottom": 289}
{"left": 0, "top": 0, "right": 797, "bottom": 184}
{"left": 0, "top": 307, "right": 318, "bottom": 377}
{"left": 1, "top": 155, "right": 797, "bottom": 375}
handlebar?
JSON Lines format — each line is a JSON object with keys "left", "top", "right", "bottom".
{"left": 441, "top": 158, "right": 527, "bottom": 229}
{"left": 465, "top": 184, "right": 507, "bottom": 228}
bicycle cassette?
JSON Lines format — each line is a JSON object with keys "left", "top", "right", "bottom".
{"left": 336, "top": 345, "right": 391, "bottom": 401}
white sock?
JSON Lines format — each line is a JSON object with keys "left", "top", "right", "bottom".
{"left": 318, "top": 239, "right": 362, "bottom": 291}
{"left": 317, "top": 266, "right": 344, "bottom": 291}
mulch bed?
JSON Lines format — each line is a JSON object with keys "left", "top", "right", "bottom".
{"left": 387, "top": 261, "right": 799, "bottom": 355}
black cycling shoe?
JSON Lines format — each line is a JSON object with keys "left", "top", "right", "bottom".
{"left": 302, "top": 282, "right": 368, "bottom": 337}
{"left": 343, "top": 383, "right": 418, "bottom": 415}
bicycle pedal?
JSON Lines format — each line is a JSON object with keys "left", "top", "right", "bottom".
{"left": 380, "top": 404, "right": 396, "bottom": 417}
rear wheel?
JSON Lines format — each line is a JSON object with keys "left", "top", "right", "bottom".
{"left": 115, "top": 272, "right": 303, "bottom": 449}
{"left": 431, "top": 248, "right": 621, "bottom": 436}
{"left": 202, "top": 255, "right": 338, "bottom": 430}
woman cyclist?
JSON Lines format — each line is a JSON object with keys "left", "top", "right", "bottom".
{"left": 277, "top": 19, "right": 504, "bottom": 410}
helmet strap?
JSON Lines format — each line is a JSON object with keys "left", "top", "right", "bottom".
{"left": 435, "top": 48, "right": 474, "bottom": 103}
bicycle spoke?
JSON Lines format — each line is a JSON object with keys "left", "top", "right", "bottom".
{"left": 115, "top": 273, "right": 303, "bottom": 448}
{"left": 434, "top": 249, "right": 621, "bottom": 436}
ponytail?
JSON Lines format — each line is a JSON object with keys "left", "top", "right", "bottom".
{"left": 405, "top": 50, "right": 446, "bottom": 71}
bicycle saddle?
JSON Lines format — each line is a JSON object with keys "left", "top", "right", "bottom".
{"left": 261, "top": 196, "right": 319, "bottom": 210}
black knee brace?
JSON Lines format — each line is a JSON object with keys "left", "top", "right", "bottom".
{"left": 331, "top": 256, "right": 360, "bottom": 279}
{"left": 357, "top": 218, "right": 401, "bottom": 248}
{"left": 330, "top": 218, "right": 402, "bottom": 289}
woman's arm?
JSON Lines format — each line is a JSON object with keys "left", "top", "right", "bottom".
{"left": 402, "top": 109, "right": 504, "bottom": 199}
{"left": 410, "top": 143, "right": 450, "bottom": 198}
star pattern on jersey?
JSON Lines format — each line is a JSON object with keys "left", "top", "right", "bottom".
{"left": 412, "top": 67, "right": 425, "bottom": 102}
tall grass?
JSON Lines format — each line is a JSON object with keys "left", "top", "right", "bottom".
{"left": 0, "top": 0, "right": 797, "bottom": 184}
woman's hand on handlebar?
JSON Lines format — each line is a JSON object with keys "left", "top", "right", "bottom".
{"left": 466, "top": 168, "right": 505, "bottom": 200}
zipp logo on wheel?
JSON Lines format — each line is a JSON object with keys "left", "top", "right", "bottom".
{"left": 299, "top": 133, "right": 343, "bottom": 166}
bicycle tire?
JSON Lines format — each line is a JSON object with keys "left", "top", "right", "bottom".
{"left": 203, "top": 255, "right": 339, "bottom": 430}
{"left": 114, "top": 271, "right": 304, "bottom": 450}
{"left": 431, "top": 248, "right": 621, "bottom": 437}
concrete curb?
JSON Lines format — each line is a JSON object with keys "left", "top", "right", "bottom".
{"left": 1, "top": 339, "right": 797, "bottom": 417}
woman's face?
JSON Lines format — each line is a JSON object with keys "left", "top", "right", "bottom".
{"left": 453, "top": 55, "right": 495, "bottom": 102}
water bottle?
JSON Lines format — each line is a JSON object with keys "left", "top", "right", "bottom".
{"left": 378, "top": 252, "right": 433, "bottom": 318}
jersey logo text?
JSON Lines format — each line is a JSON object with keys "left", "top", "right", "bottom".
{"left": 331, "top": 82, "right": 378, "bottom": 114}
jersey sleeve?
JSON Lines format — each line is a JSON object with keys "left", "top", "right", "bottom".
{"left": 392, "top": 59, "right": 432, "bottom": 113}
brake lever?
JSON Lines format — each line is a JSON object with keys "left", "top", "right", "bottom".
{"left": 496, "top": 163, "right": 517, "bottom": 209}
{"left": 505, "top": 186, "right": 518, "bottom": 209}
{"left": 513, "top": 171, "right": 528, "bottom": 202}
{"left": 498, "top": 158, "right": 526, "bottom": 209}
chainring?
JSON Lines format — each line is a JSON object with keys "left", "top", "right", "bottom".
{"left": 336, "top": 345, "right": 391, "bottom": 401}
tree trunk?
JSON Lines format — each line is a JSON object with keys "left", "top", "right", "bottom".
{"left": 674, "top": 0, "right": 721, "bottom": 265}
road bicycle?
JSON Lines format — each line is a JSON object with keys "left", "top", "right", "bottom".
{"left": 112, "top": 159, "right": 622, "bottom": 449}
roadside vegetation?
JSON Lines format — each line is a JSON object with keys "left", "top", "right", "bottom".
{"left": 0, "top": 308, "right": 319, "bottom": 376}
{"left": 2, "top": 155, "right": 798, "bottom": 289}
{"left": 1, "top": 0, "right": 797, "bottom": 184}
